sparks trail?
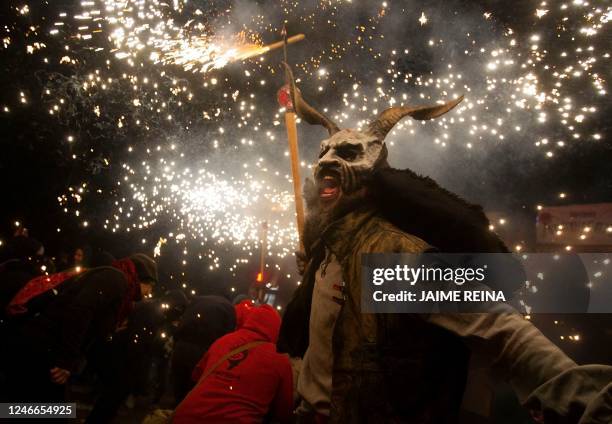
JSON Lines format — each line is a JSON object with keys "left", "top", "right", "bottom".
{"left": 156, "top": 34, "right": 305, "bottom": 74}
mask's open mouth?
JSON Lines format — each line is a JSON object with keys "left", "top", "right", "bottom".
{"left": 317, "top": 169, "right": 340, "bottom": 201}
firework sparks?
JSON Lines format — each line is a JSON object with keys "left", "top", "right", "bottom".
{"left": 155, "top": 33, "right": 305, "bottom": 74}
{"left": 2, "top": 0, "right": 609, "bottom": 284}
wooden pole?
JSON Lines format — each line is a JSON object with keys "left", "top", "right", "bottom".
{"left": 257, "top": 221, "right": 268, "bottom": 303}
{"left": 259, "top": 221, "right": 268, "bottom": 278}
{"left": 280, "top": 24, "right": 305, "bottom": 250}
{"left": 284, "top": 111, "right": 305, "bottom": 249}
{"left": 260, "top": 34, "right": 305, "bottom": 54}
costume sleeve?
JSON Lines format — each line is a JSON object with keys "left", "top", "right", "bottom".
{"left": 271, "top": 354, "right": 295, "bottom": 423}
{"left": 365, "top": 230, "right": 612, "bottom": 422}
{"left": 426, "top": 313, "right": 612, "bottom": 422}
{"left": 289, "top": 356, "right": 302, "bottom": 403}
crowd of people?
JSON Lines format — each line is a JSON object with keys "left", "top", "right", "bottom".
{"left": 0, "top": 228, "right": 293, "bottom": 423}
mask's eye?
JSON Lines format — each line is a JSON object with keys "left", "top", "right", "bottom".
{"left": 319, "top": 146, "right": 330, "bottom": 159}
{"left": 336, "top": 145, "right": 361, "bottom": 161}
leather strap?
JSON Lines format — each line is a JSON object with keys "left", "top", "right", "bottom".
{"left": 173, "top": 341, "right": 266, "bottom": 422}
{"left": 198, "top": 340, "right": 266, "bottom": 384}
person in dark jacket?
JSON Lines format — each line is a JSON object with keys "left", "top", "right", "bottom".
{"left": 141, "top": 289, "right": 189, "bottom": 403}
{"left": 1, "top": 253, "right": 158, "bottom": 403}
{"left": 173, "top": 304, "right": 293, "bottom": 423}
{"left": 170, "top": 295, "right": 236, "bottom": 404}
{"left": 0, "top": 267, "right": 128, "bottom": 402}
{"left": 80, "top": 254, "right": 158, "bottom": 422}
{"left": 86, "top": 290, "right": 187, "bottom": 423}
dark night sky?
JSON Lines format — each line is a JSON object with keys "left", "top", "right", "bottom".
{"left": 0, "top": 0, "right": 610, "bottom": 320}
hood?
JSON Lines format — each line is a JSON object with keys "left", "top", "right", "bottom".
{"left": 161, "top": 289, "right": 189, "bottom": 321}
{"left": 177, "top": 295, "right": 236, "bottom": 347}
{"left": 234, "top": 299, "right": 255, "bottom": 329}
{"left": 241, "top": 304, "right": 281, "bottom": 343}
{"left": 90, "top": 250, "right": 116, "bottom": 267}
{"left": 163, "top": 289, "right": 188, "bottom": 310}
{"left": 6, "top": 236, "right": 44, "bottom": 259}
{"left": 130, "top": 253, "right": 158, "bottom": 284}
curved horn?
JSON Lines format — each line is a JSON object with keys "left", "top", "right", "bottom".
{"left": 366, "top": 95, "right": 464, "bottom": 140}
{"left": 282, "top": 62, "right": 340, "bottom": 137}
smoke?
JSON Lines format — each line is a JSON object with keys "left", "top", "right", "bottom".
{"left": 37, "top": 0, "right": 610, "bottom": 265}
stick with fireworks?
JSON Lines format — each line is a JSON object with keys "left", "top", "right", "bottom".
{"left": 158, "top": 32, "right": 305, "bottom": 74}
{"left": 255, "top": 220, "right": 269, "bottom": 303}
{"left": 277, "top": 26, "right": 306, "bottom": 251}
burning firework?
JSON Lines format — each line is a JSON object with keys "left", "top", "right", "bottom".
{"left": 155, "top": 33, "right": 305, "bottom": 74}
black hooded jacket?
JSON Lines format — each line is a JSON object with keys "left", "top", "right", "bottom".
{"left": 171, "top": 295, "right": 236, "bottom": 403}
{"left": 7, "top": 266, "right": 128, "bottom": 372}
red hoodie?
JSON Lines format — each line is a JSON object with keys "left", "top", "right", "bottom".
{"left": 173, "top": 304, "right": 293, "bottom": 424}
{"left": 234, "top": 299, "right": 255, "bottom": 329}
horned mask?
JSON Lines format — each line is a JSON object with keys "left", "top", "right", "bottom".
{"left": 283, "top": 63, "right": 463, "bottom": 201}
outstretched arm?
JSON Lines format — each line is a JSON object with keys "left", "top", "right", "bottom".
{"left": 361, "top": 230, "right": 612, "bottom": 423}
{"left": 427, "top": 313, "right": 612, "bottom": 423}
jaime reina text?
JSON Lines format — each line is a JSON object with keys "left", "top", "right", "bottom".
{"left": 372, "top": 290, "right": 506, "bottom": 303}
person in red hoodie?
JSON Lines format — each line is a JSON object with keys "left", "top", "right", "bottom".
{"left": 173, "top": 303, "right": 293, "bottom": 423}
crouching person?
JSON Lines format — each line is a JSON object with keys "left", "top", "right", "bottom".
{"left": 1, "top": 267, "right": 128, "bottom": 402}
{"left": 1, "top": 253, "right": 157, "bottom": 403}
{"left": 171, "top": 295, "right": 237, "bottom": 404}
{"left": 173, "top": 304, "right": 293, "bottom": 423}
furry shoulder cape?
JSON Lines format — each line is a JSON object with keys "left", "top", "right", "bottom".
{"left": 369, "top": 167, "right": 509, "bottom": 253}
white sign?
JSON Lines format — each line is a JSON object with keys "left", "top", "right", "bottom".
{"left": 536, "top": 203, "right": 612, "bottom": 246}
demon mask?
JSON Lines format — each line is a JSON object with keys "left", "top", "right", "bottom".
{"left": 283, "top": 63, "right": 463, "bottom": 205}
